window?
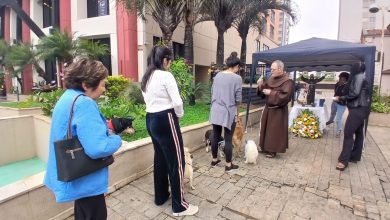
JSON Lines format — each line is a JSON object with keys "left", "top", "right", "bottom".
{"left": 87, "top": 0, "right": 109, "bottom": 18}
{"left": 261, "top": 17, "right": 267, "bottom": 34}
{"left": 256, "top": 40, "right": 261, "bottom": 52}
{"left": 270, "top": 10, "right": 275, "bottom": 24}
{"left": 153, "top": 36, "right": 163, "bottom": 45}
{"left": 262, "top": 44, "right": 269, "bottom": 51}
{"left": 172, "top": 42, "right": 184, "bottom": 58}
{"left": 42, "top": 0, "right": 52, "bottom": 28}
{"left": 270, "top": 25, "right": 275, "bottom": 39}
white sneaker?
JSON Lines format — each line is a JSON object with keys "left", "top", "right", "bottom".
{"left": 172, "top": 204, "right": 199, "bottom": 217}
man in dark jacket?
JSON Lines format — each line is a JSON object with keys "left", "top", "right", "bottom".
{"left": 335, "top": 62, "right": 371, "bottom": 171}
{"left": 326, "top": 72, "right": 349, "bottom": 137}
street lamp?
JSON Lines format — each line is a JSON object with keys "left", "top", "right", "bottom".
{"left": 369, "top": 3, "right": 389, "bottom": 97}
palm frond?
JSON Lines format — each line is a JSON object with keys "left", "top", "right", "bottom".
{"left": 37, "top": 29, "right": 77, "bottom": 64}
{"left": 78, "top": 39, "right": 109, "bottom": 60}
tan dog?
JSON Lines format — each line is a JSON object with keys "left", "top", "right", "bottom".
{"left": 233, "top": 117, "right": 244, "bottom": 157}
{"left": 184, "top": 147, "right": 195, "bottom": 190}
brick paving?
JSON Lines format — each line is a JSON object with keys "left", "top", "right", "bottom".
{"left": 102, "top": 122, "right": 390, "bottom": 220}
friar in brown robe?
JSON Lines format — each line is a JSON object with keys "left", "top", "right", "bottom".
{"left": 257, "top": 60, "right": 294, "bottom": 157}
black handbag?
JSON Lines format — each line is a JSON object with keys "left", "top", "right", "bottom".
{"left": 54, "top": 94, "right": 114, "bottom": 182}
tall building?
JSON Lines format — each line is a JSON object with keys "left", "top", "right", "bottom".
{"left": 338, "top": 0, "right": 390, "bottom": 94}
{"left": 0, "top": 0, "right": 290, "bottom": 94}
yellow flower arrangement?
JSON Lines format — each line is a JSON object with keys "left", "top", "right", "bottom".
{"left": 290, "top": 109, "right": 322, "bottom": 139}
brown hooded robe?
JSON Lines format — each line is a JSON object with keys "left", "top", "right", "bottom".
{"left": 258, "top": 74, "right": 294, "bottom": 153}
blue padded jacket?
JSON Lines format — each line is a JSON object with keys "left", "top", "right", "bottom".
{"left": 44, "top": 89, "right": 122, "bottom": 202}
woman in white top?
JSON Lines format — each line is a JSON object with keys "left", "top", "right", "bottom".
{"left": 141, "top": 46, "right": 198, "bottom": 217}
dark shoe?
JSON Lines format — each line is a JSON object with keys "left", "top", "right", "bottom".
{"left": 211, "top": 159, "right": 221, "bottom": 166}
{"left": 266, "top": 152, "right": 276, "bottom": 158}
{"left": 336, "top": 162, "right": 348, "bottom": 171}
{"left": 326, "top": 120, "right": 334, "bottom": 125}
{"left": 225, "top": 163, "right": 239, "bottom": 172}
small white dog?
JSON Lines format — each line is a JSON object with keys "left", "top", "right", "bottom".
{"left": 184, "top": 147, "right": 195, "bottom": 190}
{"left": 244, "top": 140, "right": 259, "bottom": 164}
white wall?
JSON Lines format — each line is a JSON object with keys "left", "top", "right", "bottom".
{"left": 0, "top": 116, "right": 36, "bottom": 166}
{"left": 338, "top": 0, "right": 363, "bottom": 43}
{"left": 71, "top": 0, "right": 119, "bottom": 74}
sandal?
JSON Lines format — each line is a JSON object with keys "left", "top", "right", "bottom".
{"left": 266, "top": 152, "right": 276, "bottom": 158}
{"left": 335, "top": 162, "right": 348, "bottom": 171}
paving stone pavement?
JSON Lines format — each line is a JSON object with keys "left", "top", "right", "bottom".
{"left": 101, "top": 122, "right": 390, "bottom": 220}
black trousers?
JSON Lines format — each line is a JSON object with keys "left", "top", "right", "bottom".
{"left": 146, "top": 109, "right": 188, "bottom": 213}
{"left": 211, "top": 122, "right": 236, "bottom": 163}
{"left": 338, "top": 106, "right": 369, "bottom": 164}
{"left": 74, "top": 194, "right": 106, "bottom": 220}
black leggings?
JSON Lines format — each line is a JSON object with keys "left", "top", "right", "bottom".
{"left": 211, "top": 122, "right": 236, "bottom": 163}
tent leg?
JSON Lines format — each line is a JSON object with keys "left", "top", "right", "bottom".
{"left": 291, "top": 70, "right": 297, "bottom": 107}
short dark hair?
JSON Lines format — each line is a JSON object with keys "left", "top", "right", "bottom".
{"left": 226, "top": 52, "right": 240, "bottom": 68}
{"left": 64, "top": 58, "right": 109, "bottom": 91}
{"left": 339, "top": 72, "right": 349, "bottom": 80}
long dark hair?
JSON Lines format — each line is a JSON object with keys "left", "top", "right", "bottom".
{"left": 141, "top": 46, "right": 173, "bottom": 92}
{"left": 350, "top": 62, "right": 365, "bottom": 75}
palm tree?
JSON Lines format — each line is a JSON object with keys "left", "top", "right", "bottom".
{"left": 202, "top": 0, "right": 243, "bottom": 65}
{"left": 37, "top": 29, "right": 78, "bottom": 87}
{"left": 78, "top": 39, "right": 110, "bottom": 60}
{"left": 183, "top": 0, "right": 208, "bottom": 65}
{"left": 5, "top": 43, "right": 50, "bottom": 83}
{"left": 233, "top": 0, "right": 295, "bottom": 74}
{"left": 118, "top": 0, "right": 185, "bottom": 50}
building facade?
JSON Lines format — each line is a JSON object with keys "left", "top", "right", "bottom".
{"left": 1, "top": 0, "right": 287, "bottom": 94}
{"left": 338, "top": 0, "right": 390, "bottom": 94}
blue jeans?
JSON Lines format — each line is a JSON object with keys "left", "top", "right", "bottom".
{"left": 329, "top": 101, "right": 347, "bottom": 133}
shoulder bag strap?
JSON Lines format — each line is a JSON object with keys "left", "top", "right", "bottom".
{"left": 66, "top": 94, "right": 85, "bottom": 139}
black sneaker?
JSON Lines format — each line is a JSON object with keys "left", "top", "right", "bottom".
{"left": 326, "top": 121, "right": 333, "bottom": 125}
{"left": 225, "top": 163, "right": 239, "bottom": 172}
{"left": 211, "top": 159, "right": 221, "bottom": 166}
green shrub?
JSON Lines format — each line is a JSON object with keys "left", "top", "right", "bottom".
{"left": 371, "top": 102, "right": 390, "bottom": 113}
{"left": 244, "top": 74, "right": 260, "bottom": 84}
{"left": 371, "top": 85, "right": 390, "bottom": 113}
{"left": 170, "top": 58, "right": 194, "bottom": 100}
{"left": 37, "top": 89, "right": 65, "bottom": 116}
{"left": 98, "top": 96, "right": 132, "bottom": 119}
{"left": 105, "top": 76, "right": 131, "bottom": 99}
{"left": 128, "top": 83, "right": 144, "bottom": 105}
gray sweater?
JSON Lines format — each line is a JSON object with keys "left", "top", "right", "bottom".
{"left": 209, "top": 72, "right": 242, "bottom": 130}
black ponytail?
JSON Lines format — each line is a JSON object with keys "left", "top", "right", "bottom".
{"left": 141, "top": 46, "right": 173, "bottom": 92}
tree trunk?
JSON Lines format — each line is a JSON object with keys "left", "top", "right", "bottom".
{"left": 184, "top": 23, "right": 194, "bottom": 65}
{"left": 240, "top": 34, "right": 248, "bottom": 79}
{"left": 32, "top": 61, "right": 50, "bottom": 83}
{"left": 56, "top": 60, "right": 63, "bottom": 88}
{"left": 216, "top": 29, "right": 225, "bottom": 65}
{"left": 162, "top": 32, "right": 173, "bottom": 52}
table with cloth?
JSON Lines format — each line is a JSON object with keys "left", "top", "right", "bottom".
{"left": 289, "top": 105, "right": 329, "bottom": 132}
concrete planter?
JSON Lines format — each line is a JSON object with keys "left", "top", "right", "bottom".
{"left": 368, "top": 112, "right": 390, "bottom": 127}
{"left": 0, "top": 106, "right": 43, "bottom": 117}
{"left": 0, "top": 108, "right": 262, "bottom": 220}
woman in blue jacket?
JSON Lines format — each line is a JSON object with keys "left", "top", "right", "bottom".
{"left": 44, "top": 58, "right": 122, "bottom": 220}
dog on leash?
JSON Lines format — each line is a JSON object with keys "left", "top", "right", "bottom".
{"left": 244, "top": 140, "right": 259, "bottom": 164}
{"left": 184, "top": 147, "right": 195, "bottom": 190}
{"left": 204, "top": 129, "right": 224, "bottom": 153}
{"left": 232, "top": 117, "right": 244, "bottom": 157}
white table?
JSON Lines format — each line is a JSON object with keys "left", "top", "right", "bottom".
{"left": 289, "top": 104, "right": 329, "bottom": 132}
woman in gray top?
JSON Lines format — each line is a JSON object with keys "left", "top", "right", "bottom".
{"left": 209, "top": 52, "right": 242, "bottom": 172}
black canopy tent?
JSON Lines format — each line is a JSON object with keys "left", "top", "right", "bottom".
{"left": 245, "top": 37, "right": 376, "bottom": 130}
